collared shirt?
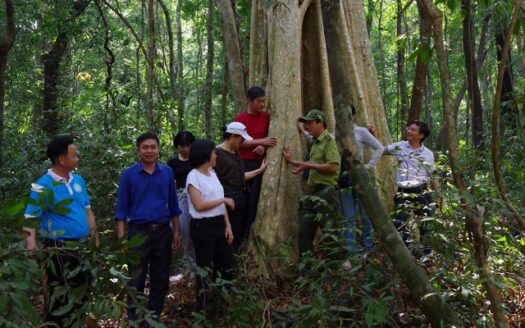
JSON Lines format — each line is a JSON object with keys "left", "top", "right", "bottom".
{"left": 24, "top": 169, "right": 91, "bottom": 239}
{"left": 308, "top": 130, "right": 341, "bottom": 186}
{"left": 353, "top": 124, "right": 383, "bottom": 169}
{"left": 115, "top": 162, "right": 181, "bottom": 224}
{"left": 385, "top": 141, "right": 435, "bottom": 188}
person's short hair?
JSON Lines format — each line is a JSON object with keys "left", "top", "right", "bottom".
{"left": 47, "top": 135, "right": 75, "bottom": 164}
{"left": 246, "top": 86, "right": 266, "bottom": 101}
{"left": 174, "top": 130, "right": 195, "bottom": 147}
{"left": 136, "top": 132, "right": 160, "bottom": 148}
{"left": 408, "top": 120, "right": 431, "bottom": 142}
{"left": 189, "top": 139, "right": 216, "bottom": 168}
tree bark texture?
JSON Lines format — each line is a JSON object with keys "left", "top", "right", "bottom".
{"left": 145, "top": 0, "right": 156, "bottom": 132}
{"left": 462, "top": 0, "right": 484, "bottom": 149}
{"left": 418, "top": 0, "right": 510, "bottom": 326}
{"left": 490, "top": 0, "right": 525, "bottom": 231}
{"left": 249, "top": 0, "right": 268, "bottom": 88}
{"left": 41, "top": 0, "right": 90, "bottom": 137}
{"left": 204, "top": 0, "right": 215, "bottom": 140}
{"left": 0, "top": 0, "right": 15, "bottom": 164}
{"left": 322, "top": 1, "right": 458, "bottom": 326}
{"left": 216, "top": 0, "right": 245, "bottom": 114}
{"left": 495, "top": 26, "right": 515, "bottom": 127}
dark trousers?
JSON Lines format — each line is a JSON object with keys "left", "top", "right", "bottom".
{"left": 127, "top": 223, "right": 173, "bottom": 322}
{"left": 394, "top": 190, "right": 432, "bottom": 250}
{"left": 43, "top": 239, "right": 91, "bottom": 327}
{"left": 225, "top": 189, "right": 248, "bottom": 253}
{"left": 190, "top": 217, "right": 235, "bottom": 313}
{"left": 243, "top": 159, "right": 263, "bottom": 242}
{"left": 298, "top": 185, "right": 344, "bottom": 259}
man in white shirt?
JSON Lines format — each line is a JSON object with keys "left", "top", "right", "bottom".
{"left": 384, "top": 120, "right": 438, "bottom": 255}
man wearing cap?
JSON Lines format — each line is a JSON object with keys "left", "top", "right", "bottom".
{"left": 115, "top": 132, "right": 182, "bottom": 324}
{"left": 283, "top": 109, "right": 343, "bottom": 257}
{"left": 235, "top": 87, "right": 277, "bottom": 248}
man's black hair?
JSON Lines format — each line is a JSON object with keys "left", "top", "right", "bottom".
{"left": 174, "top": 130, "right": 195, "bottom": 147}
{"left": 47, "top": 135, "right": 75, "bottom": 164}
{"left": 246, "top": 86, "right": 266, "bottom": 101}
{"left": 408, "top": 120, "right": 431, "bottom": 142}
{"left": 189, "top": 139, "right": 216, "bottom": 168}
{"left": 221, "top": 125, "right": 233, "bottom": 140}
{"left": 136, "top": 132, "right": 160, "bottom": 148}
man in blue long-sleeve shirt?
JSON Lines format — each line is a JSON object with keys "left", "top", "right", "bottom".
{"left": 115, "top": 132, "right": 182, "bottom": 324}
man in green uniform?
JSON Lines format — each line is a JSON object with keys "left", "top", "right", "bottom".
{"left": 283, "top": 109, "right": 342, "bottom": 257}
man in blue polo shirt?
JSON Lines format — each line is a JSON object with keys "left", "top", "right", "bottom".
{"left": 24, "top": 135, "right": 98, "bottom": 326}
{"left": 115, "top": 132, "right": 182, "bottom": 324}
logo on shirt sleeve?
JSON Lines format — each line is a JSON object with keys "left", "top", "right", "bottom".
{"left": 73, "top": 183, "right": 83, "bottom": 193}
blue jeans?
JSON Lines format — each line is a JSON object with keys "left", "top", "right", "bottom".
{"left": 177, "top": 190, "right": 196, "bottom": 262}
{"left": 340, "top": 188, "right": 374, "bottom": 250}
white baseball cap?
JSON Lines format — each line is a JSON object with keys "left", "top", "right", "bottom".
{"left": 226, "top": 122, "right": 253, "bottom": 141}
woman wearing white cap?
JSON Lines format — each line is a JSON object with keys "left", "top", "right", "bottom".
{"left": 215, "top": 122, "right": 269, "bottom": 253}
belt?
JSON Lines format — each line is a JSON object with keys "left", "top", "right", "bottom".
{"left": 130, "top": 222, "right": 170, "bottom": 231}
{"left": 42, "top": 238, "right": 80, "bottom": 247}
{"left": 192, "top": 215, "right": 224, "bottom": 221}
{"left": 397, "top": 183, "right": 428, "bottom": 194}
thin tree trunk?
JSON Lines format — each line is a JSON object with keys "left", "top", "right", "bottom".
{"left": 495, "top": 23, "right": 515, "bottom": 127}
{"left": 42, "top": 0, "right": 91, "bottom": 137}
{"left": 491, "top": 0, "right": 525, "bottom": 231}
{"left": 408, "top": 0, "right": 431, "bottom": 123}
{"left": 158, "top": 0, "right": 177, "bottom": 112}
{"left": 176, "top": 0, "right": 185, "bottom": 130}
{"left": 146, "top": 0, "right": 156, "bottom": 132}
{"left": 396, "top": 0, "right": 409, "bottom": 124}
{"left": 365, "top": 0, "right": 374, "bottom": 36}
{"left": 419, "top": 0, "right": 510, "bottom": 326}
{"left": 377, "top": 0, "right": 387, "bottom": 112}
{"left": 321, "top": 1, "right": 458, "bottom": 325}
{"left": 462, "top": 0, "right": 484, "bottom": 149}
{"left": 204, "top": 0, "right": 215, "bottom": 140}
{"left": 0, "top": 0, "right": 15, "bottom": 165}
{"left": 221, "top": 53, "right": 229, "bottom": 127}
{"left": 216, "top": 0, "right": 245, "bottom": 113}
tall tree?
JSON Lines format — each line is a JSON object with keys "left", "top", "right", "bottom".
{"left": 495, "top": 13, "right": 515, "bottom": 127}
{"left": 462, "top": 0, "right": 484, "bottom": 149}
{"left": 145, "top": 0, "right": 156, "bottom": 132}
{"left": 176, "top": 0, "right": 185, "bottom": 130}
{"left": 204, "top": 0, "right": 215, "bottom": 139}
{"left": 418, "top": 0, "right": 510, "bottom": 325}
{"left": 41, "top": 0, "right": 90, "bottom": 137}
{"left": 0, "top": 0, "right": 15, "bottom": 164}
{"left": 396, "top": 0, "right": 409, "bottom": 125}
{"left": 407, "top": 0, "right": 432, "bottom": 123}
{"left": 216, "top": 0, "right": 245, "bottom": 113}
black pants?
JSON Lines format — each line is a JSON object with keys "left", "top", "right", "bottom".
{"left": 243, "top": 159, "right": 263, "bottom": 242}
{"left": 394, "top": 190, "right": 432, "bottom": 251}
{"left": 190, "top": 217, "right": 235, "bottom": 313}
{"left": 127, "top": 223, "right": 173, "bottom": 322}
{"left": 43, "top": 239, "right": 91, "bottom": 327}
{"left": 225, "top": 189, "right": 248, "bottom": 252}
{"left": 298, "top": 185, "right": 344, "bottom": 259}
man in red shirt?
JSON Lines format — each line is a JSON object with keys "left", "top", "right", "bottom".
{"left": 235, "top": 86, "right": 277, "bottom": 249}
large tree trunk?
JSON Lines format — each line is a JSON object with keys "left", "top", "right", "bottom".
{"left": 322, "top": 0, "right": 458, "bottom": 325}
{"left": 41, "top": 0, "right": 90, "bottom": 137}
{"left": 462, "top": 0, "right": 484, "bottom": 149}
{"left": 408, "top": 0, "right": 431, "bottom": 123}
{"left": 0, "top": 0, "right": 15, "bottom": 165}
{"left": 419, "top": 0, "right": 510, "bottom": 326}
{"left": 216, "top": 0, "right": 245, "bottom": 113}
{"left": 145, "top": 0, "right": 156, "bottom": 132}
{"left": 204, "top": 0, "right": 215, "bottom": 139}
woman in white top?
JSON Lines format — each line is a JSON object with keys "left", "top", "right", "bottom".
{"left": 186, "top": 139, "right": 235, "bottom": 314}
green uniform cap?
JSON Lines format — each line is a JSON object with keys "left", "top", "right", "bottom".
{"left": 299, "top": 109, "right": 326, "bottom": 123}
